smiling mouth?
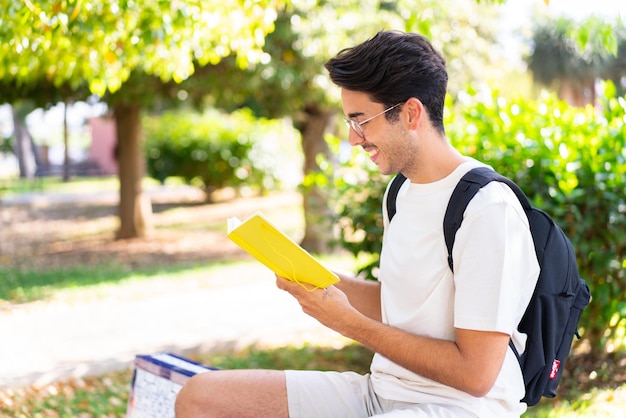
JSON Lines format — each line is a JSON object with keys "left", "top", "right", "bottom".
{"left": 364, "top": 146, "right": 380, "bottom": 162}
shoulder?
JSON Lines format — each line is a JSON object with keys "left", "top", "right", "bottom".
{"left": 465, "top": 181, "right": 527, "bottom": 227}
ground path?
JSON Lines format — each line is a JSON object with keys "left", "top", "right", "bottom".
{"left": 0, "top": 186, "right": 347, "bottom": 389}
{"left": 0, "top": 265, "right": 344, "bottom": 389}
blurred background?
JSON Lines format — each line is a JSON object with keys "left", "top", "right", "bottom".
{"left": 1, "top": 0, "right": 625, "bottom": 416}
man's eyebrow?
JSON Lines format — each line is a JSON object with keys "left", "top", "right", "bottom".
{"left": 347, "top": 111, "right": 364, "bottom": 119}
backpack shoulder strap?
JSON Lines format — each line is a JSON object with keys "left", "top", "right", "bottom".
{"left": 446, "top": 167, "right": 537, "bottom": 368}
{"left": 386, "top": 173, "right": 407, "bottom": 222}
{"left": 444, "top": 167, "right": 528, "bottom": 271}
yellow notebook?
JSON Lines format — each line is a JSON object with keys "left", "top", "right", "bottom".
{"left": 227, "top": 212, "right": 340, "bottom": 289}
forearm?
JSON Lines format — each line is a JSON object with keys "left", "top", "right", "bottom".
{"left": 277, "top": 276, "right": 506, "bottom": 397}
{"left": 334, "top": 272, "right": 381, "bottom": 321}
{"left": 339, "top": 314, "right": 509, "bottom": 397}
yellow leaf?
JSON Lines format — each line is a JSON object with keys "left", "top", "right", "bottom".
{"left": 105, "top": 50, "right": 116, "bottom": 64}
{"left": 70, "top": 2, "right": 81, "bottom": 22}
{"left": 89, "top": 78, "right": 107, "bottom": 96}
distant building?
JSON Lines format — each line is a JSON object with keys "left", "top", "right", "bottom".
{"left": 88, "top": 117, "right": 117, "bottom": 175}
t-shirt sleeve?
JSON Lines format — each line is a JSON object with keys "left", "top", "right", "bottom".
{"left": 452, "top": 182, "right": 540, "bottom": 334}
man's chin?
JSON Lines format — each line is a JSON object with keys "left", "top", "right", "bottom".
{"left": 377, "top": 165, "right": 395, "bottom": 176}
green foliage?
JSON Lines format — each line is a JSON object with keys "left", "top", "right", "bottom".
{"left": 200, "top": 0, "right": 503, "bottom": 119}
{"left": 0, "top": 0, "right": 279, "bottom": 98}
{"left": 316, "top": 135, "right": 389, "bottom": 280}
{"left": 0, "top": 136, "right": 12, "bottom": 154}
{"left": 143, "top": 109, "right": 284, "bottom": 197}
{"left": 567, "top": 16, "right": 620, "bottom": 57}
{"left": 527, "top": 16, "right": 625, "bottom": 91}
{"left": 451, "top": 85, "right": 626, "bottom": 352}
{"left": 330, "top": 86, "right": 626, "bottom": 354}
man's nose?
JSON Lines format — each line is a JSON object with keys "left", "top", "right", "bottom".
{"left": 347, "top": 129, "right": 365, "bottom": 146}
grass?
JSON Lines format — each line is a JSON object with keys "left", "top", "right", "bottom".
{"left": 0, "top": 260, "right": 236, "bottom": 304}
{"left": 1, "top": 340, "right": 625, "bottom": 417}
{"left": 0, "top": 252, "right": 354, "bottom": 305}
{"left": 1, "top": 370, "right": 131, "bottom": 417}
{"left": 525, "top": 384, "right": 626, "bottom": 417}
{"left": 0, "top": 343, "right": 374, "bottom": 418}
{"left": 0, "top": 175, "right": 184, "bottom": 197}
{"left": 0, "top": 176, "right": 120, "bottom": 196}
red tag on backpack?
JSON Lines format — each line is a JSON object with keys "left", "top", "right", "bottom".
{"left": 549, "top": 359, "right": 561, "bottom": 380}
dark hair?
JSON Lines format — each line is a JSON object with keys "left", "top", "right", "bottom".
{"left": 324, "top": 30, "right": 448, "bottom": 133}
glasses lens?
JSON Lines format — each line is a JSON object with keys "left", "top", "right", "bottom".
{"left": 344, "top": 118, "right": 363, "bottom": 137}
{"left": 351, "top": 120, "right": 364, "bottom": 138}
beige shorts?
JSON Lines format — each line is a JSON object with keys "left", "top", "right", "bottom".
{"left": 284, "top": 370, "right": 476, "bottom": 417}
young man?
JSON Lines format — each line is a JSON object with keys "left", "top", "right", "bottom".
{"left": 175, "top": 30, "right": 539, "bottom": 417}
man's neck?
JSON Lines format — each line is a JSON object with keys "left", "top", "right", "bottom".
{"left": 404, "top": 138, "right": 465, "bottom": 184}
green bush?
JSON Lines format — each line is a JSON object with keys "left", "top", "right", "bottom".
{"left": 319, "top": 137, "right": 388, "bottom": 280}
{"left": 330, "top": 84, "right": 626, "bottom": 357}
{"left": 0, "top": 136, "right": 12, "bottom": 154}
{"left": 143, "top": 108, "right": 282, "bottom": 197}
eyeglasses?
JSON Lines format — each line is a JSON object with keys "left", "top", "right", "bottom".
{"left": 344, "top": 103, "right": 403, "bottom": 138}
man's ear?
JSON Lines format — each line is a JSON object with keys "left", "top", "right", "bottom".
{"left": 405, "top": 97, "right": 425, "bottom": 130}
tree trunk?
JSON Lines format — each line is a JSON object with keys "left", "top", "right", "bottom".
{"left": 62, "top": 100, "right": 71, "bottom": 182}
{"left": 11, "top": 104, "right": 38, "bottom": 179}
{"left": 297, "top": 104, "right": 335, "bottom": 253}
{"left": 559, "top": 78, "right": 596, "bottom": 108}
{"left": 114, "top": 103, "right": 153, "bottom": 240}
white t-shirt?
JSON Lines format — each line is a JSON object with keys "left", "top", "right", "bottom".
{"left": 370, "top": 159, "right": 540, "bottom": 417}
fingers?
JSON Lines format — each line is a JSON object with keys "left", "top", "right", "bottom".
{"left": 275, "top": 275, "right": 294, "bottom": 291}
{"left": 275, "top": 275, "right": 321, "bottom": 293}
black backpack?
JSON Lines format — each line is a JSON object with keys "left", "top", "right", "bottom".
{"left": 386, "top": 167, "right": 591, "bottom": 406}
